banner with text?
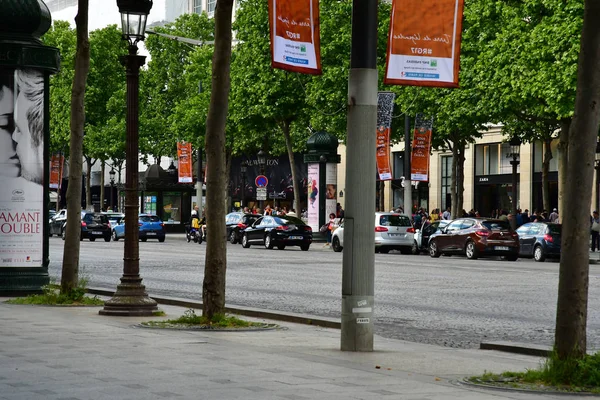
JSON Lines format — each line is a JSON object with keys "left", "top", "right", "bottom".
{"left": 384, "top": 0, "right": 465, "bottom": 87}
{"left": 410, "top": 114, "right": 433, "bottom": 182}
{"left": 376, "top": 92, "right": 395, "bottom": 180}
{"left": 269, "top": 0, "right": 322, "bottom": 75}
{"left": 177, "top": 142, "right": 193, "bottom": 183}
{"left": 49, "top": 154, "right": 64, "bottom": 189}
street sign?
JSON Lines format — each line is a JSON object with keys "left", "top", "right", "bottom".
{"left": 269, "top": 191, "right": 286, "bottom": 199}
{"left": 255, "top": 175, "right": 268, "bottom": 188}
{"left": 256, "top": 187, "right": 267, "bottom": 201}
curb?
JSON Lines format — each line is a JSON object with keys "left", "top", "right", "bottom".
{"left": 87, "top": 287, "right": 341, "bottom": 329}
{"left": 457, "top": 379, "right": 599, "bottom": 397}
{"left": 480, "top": 341, "right": 551, "bottom": 357}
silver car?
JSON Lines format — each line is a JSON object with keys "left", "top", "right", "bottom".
{"left": 331, "top": 212, "right": 414, "bottom": 254}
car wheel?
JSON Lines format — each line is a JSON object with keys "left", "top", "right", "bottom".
{"left": 429, "top": 240, "right": 441, "bottom": 258}
{"left": 265, "top": 234, "right": 274, "bottom": 249}
{"left": 332, "top": 236, "right": 343, "bottom": 252}
{"left": 158, "top": 237, "right": 165, "bottom": 243}
{"left": 504, "top": 254, "right": 518, "bottom": 261}
{"left": 534, "top": 245, "right": 546, "bottom": 262}
{"left": 89, "top": 237, "right": 96, "bottom": 242}
{"left": 411, "top": 241, "right": 419, "bottom": 255}
{"left": 141, "top": 238, "right": 147, "bottom": 242}
{"left": 112, "top": 230, "right": 119, "bottom": 241}
{"left": 229, "top": 230, "right": 237, "bottom": 244}
{"left": 277, "top": 244, "right": 286, "bottom": 250}
{"left": 61, "top": 229, "right": 66, "bottom": 241}
{"left": 242, "top": 234, "right": 250, "bottom": 248}
{"left": 300, "top": 244, "right": 310, "bottom": 251}
{"left": 104, "top": 236, "right": 111, "bottom": 242}
{"left": 465, "top": 241, "right": 478, "bottom": 260}
{"left": 379, "top": 248, "right": 390, "bottom": 254}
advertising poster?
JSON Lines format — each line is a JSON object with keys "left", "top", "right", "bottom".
{"left": 177, "top": 142, "right": 193, "bottom": 183}
{"left": 384, "top": 0, "right": 465, "bottom": 87}
{"left": 325, "top": 163, "right": 337, "bottom": 219}
{"left": 268, "top": 0, "right": 322, "bottom": 75}
{"left": 410, "top": 114, "right": 433, "bottom": 182}
{"left": 0, "top": 69, "right": 44, "bottom": 268}
{"left": 49, "top": 154, "right": 64, "bottom": 189}
{"left": 307, "top": 163, "right": 320, "bottom": 232}
{"left": 376, "top": 92, "right": 395, "bottom": 180}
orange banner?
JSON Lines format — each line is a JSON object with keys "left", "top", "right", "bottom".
{"left": 376, "top": 126, "right": 392, "bottom": 180}
{"left": 384, "top": 0, "right": 465, "bottom": 87}
{"left": 177, "top": 142, "right": 193, "bottom": 183}
{"left": 410, "top": 115, "right": 433, "bottom": 181}
{"left": 49, "top": 154, "right": 64, "bottom": 189}
{"left": 268, "top": 0, "right": 322, "bottom": 74}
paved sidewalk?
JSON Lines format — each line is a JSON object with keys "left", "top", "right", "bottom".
{"left": 0, "top": 300, "right": 588, "bottom": 400}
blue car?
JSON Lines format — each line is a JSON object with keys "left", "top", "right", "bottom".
{"left": 515, "top": 222, "right": 561, "bottom": 262}
{"left": 112, "top": 214, "right": 166, "bottom": 242}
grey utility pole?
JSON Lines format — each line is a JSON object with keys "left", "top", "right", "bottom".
{"left": 341, "top": 0, "right": 378, "bottom": 352}
{"left": 404, "top": 115, "right": 412, "bottom": 214}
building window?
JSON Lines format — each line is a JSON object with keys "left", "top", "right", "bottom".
{"left": 440, "top": 155, "right": 453, "bottom": 211}
{"left": 193, "top": 0, "right": 203, "bottom": 14}
{"left": 533, "top": 139, "right": 559, "bottom": 173}
{"left": 392, "top": 152, "right": 404, "bottom": 179}
{"left": 46, "top": 0, "right": 77, "bottom": 12}
{"left": 208, "top": 0, "right": 217, "bottom": 13}
{"left": 476, "top": 143, "right": 518, "bottom": 175}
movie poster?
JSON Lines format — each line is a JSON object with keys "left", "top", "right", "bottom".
{"left": 325, "top": 163, "right": 337, "bottom": 220}
{"left": 0, "top": 69, "right": 44, "bottom": 268}
{"left": 307, "top": 163, "right": 320, "bottom": 232}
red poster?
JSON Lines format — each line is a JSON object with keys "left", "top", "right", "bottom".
{"left": 268, "top": 0, "right": 322, "bottom": 75}
{"left": 384, "top": 0, "right": 465, "bottom": 87}
{"left": 49, "top": 154, "right": 64, "bottom": 189}
{"left": 177, "top": 142, "right": 193, "bottom": 183}
{"left": 376, "top": 127, "right": 392, "bottom": 180}
{"left": 410, "top": 115, "right": 433, "bottom": 181}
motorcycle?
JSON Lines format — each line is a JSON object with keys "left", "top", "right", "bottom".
{"left": 185, "top": 223, "right": 203, "bottom": 244}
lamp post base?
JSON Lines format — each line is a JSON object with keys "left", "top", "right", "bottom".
{"left": 99, "top": 278, "right": 158, "bottom": 316}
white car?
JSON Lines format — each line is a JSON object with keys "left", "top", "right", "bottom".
{"left": 331, "top": 212, "right": 415, "bottom": 254}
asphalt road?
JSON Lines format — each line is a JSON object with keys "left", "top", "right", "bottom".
{"left": 48, "top": 235, "right": 600, "bottom": 350}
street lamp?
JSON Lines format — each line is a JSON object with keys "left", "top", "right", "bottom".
{"left": 257, "top": 150, "right": 267, "bottom": 209}
{"left": 240, "top": 160, "right": 247, "bottom": 208}
{"left": 509, "top": 136, "right": 521, "bottom": 230}
{"left": 109, "top": 168, "right": 116, "bottom": 211}
{"left": 100, "top": 0, "right": 158, "bottom": 316}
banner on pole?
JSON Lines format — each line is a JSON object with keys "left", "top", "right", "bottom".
{"left": 384, "top": 0, "right": 465, "bottom": 87}
{"left": 376, "top": 92, "right": 395, "bottom": 181}
{"left": 410, "top": 114, "right": 433, "bottom": 181}
{"left": 49, "top": 154, "right": 64, "bottom": 189}
{"left": 177, "top": 142, "right": 193, "bottom": 183}
{"left": 268, "top": 0, "right": 322, "bottom": 75}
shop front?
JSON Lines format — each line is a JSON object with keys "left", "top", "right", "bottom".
{"left": 474, "top": 174, "right": 519, "bottom": 217}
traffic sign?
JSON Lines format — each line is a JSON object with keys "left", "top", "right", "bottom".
{"left": 255, "top": 175, "right": 268, "bottom": 188}
{"left": 256, "top": 187, "right": 267, "bottom": 200}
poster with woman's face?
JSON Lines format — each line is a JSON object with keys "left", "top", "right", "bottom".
{"left": 0, "top": 68, "right": 44, "bottom": 268}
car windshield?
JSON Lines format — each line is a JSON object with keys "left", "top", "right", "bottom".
{"left": 275, "top": 216, "right": 305, "bottom": 225}
{"left": 547, "top": 224, "right": 561, "bottom": 234}
{"left": 84, "top": 214, "right": 108, "bottom": 224}
{"left": 139, "top": 215, "right": 160, "bottom": 223}
{"left": 379, "top": 215, "right": 411, "bottom": 227}
{"left": 482, "top": 220, "right": 511, "bottom": 231}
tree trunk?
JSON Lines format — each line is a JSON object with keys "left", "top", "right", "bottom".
{"left": 100, "top": 160, "right": 105, "bottom": 211}
{"left": 449, "top": 141, "right": 457, "bottom": 219}
{"left": 61, "top": 0, "right": 90, "bottom": 294}
{"left": 202, "top": 0, "right": 234, "bottom": 320}
{"left": 542, "top": 139, "right": 552, "bottom": 212}
{"left": 557, "top": 119, "right": 570, "bottom": 222}
{"left": 281, "top": 120, "right": 302, "bottom": 212}
{"left": 379, "top": 180, "right": 385, "bottom": 211}
{"left": 555, "top": 0, "right": 600, "bottom": 360}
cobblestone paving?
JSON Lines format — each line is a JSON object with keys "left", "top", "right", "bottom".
{"left": 48, "top": 236, "right": 600, "bottom": 350}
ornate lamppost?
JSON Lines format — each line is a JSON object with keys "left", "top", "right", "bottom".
{"left": 257, "top": 150, "right": 267, "bottom": 210}
{"left": 100, "top": 0, "right": 158, "bottom": 316}
{"left": 109, "top": 168, "right": 116, "bottom": 211}
{"left": 509, "top": 136, "right": 521, "bottom": 230}
{"left": 240, "top": 160, "right": 247, "bottom": 208}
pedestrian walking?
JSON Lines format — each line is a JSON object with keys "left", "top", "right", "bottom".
{"left": 591, "top": 211, "right": 600, "bottom": 252}
{"left": 549, "top": 208, "right": 559, "bottom": 223}
{"left": 442, "top": 207, "right": 451, "bottom": 220}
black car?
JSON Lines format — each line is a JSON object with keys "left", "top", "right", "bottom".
{"left": 61, "top": 212, "right": 111, "bottom": 242}
{"left": 226, "top": 212, "right": 261, "bottom": 244}
{"left": 515, "top": 222, "right": 561, "bottom": 262}
{"left": 241, "top": 215, "right": 312, "bottom": 251}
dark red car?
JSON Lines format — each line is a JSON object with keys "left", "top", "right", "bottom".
{"left": 428, "top": 218, "right": 519, "bottom": 261}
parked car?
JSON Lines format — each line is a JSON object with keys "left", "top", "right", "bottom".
{"left": 49, "top": 209, "right": 67, "bottom": 237}
{"left": 102, "top": 212, "right": 124, "bottom": 227}
{"left": 60, "top": 211, "right": 111, "bottom": 242}
{"left": 225, "top": 212, "right": 260, "bottom": 244}
{"left": 331, "top": 213, "right": 414, "bottom": 254}
{"left": 241, "top": 215, "right": 312, "bottom": 250}
{"left": 112, "top": 214, "right": 166, "bottom": 242}
{"left": 412, "top": 220, "right": 450, "bottom": 254}
{"left": 428, "top": 218, "right": 519, "bottom": 260}
{"left": 515, "top": 222, "right": 561, "bottom": 262}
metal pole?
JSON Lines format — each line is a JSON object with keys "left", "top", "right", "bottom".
{"left": 404, "top": 115, "right": 412, "bottom": 215}
{"left": 100, "top": 44, "right": 157, "bottom": 316}
{"left": 110, "top": 181, "right": 114, "bottom": 211}
{"left": 341, "top": 0, "right": 378, "bottom": 352}
{"left": 197, "top": 148, "right": 203, "bottom": 214}
{"left": 259, "top": 165, "right": 265, "bottom": 210}
{"left": 511, "top": 157, "right": 519, "bottom": 230}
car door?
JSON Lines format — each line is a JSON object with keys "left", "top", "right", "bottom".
{"left": 52, "top": 210, "right": 66, "bottom": 234}
{"left": 421, "top": 221, "right": 439, "bottom": 248}
{"left": 456, "top": 219, "right": 476, "bottom": 252}
{"left": 516, "top": 224, "right": 532, "bottom": 255}
{"left": 247, "top": 217, "right": 265, "bottom": 242}
{"left": 439, "top": 219, "right": 464, "bottom": 252}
